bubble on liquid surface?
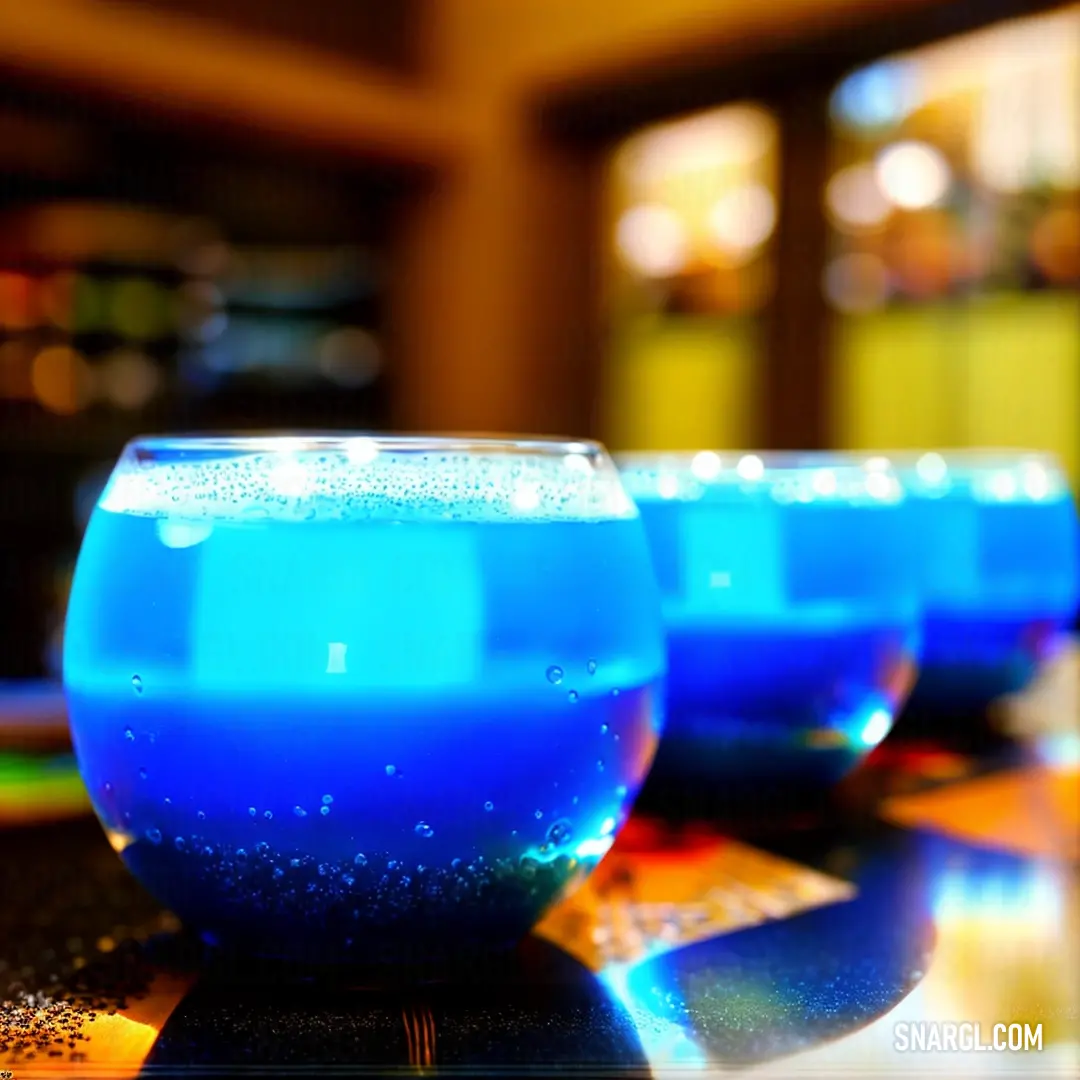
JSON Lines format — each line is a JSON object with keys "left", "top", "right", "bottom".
{"left": 124, "top": 727, "right": 135, "bottom": 742}
{"left": 354, "top": 853, "right": 368, "bottom": 866}
{"left": 600, "top": 723, "right": 609, "bottom": 735}
{"left": 534, "top": 809, "right": 544, "bottom": 820}
{"left": 290, "top": 858, "right": 301, "bottom": 868}
{"left": 318, "top": 863, "right": 329, "bottom": 876}
{"left": 97, "top": 446, "right": 634, "bottom": 525}
{"left": 484, "top": 800, "right": 494, "bottom": 812}
{"left": 385, "top": 765, "right": 397, "bottom": 777}
{"left": 272, "top": 867, "right": 285, "bottom": 881}
{"left": 263, "top": 810, "right": 273, "bottom": 820}
{"left": 293, "top": 805, "right": 307, "bottom": 818}
{"left": 321, "top": 794, "right": 333, "bottom": 805}
{"left": 138, "top": 767, "right": 148, "bottom": 780}
{"left": 173, "top": 836, "right": 186, "bottom": 851}
{"left": 415, "top": 821, "right": 435, "bottom": 838}
{"left": 131, "top": 675, "right": 143, "bottom": 695}
{"left": 546, "top": 666, "right": 564, "bottom": 685}
{"left": 236, "top": 849, "right": 248, "bottom": 863}
{"left": 320, "top": 806, "right": 330, "bottom": 816}
{"left": 255, "top": 841, "right": 269, "bottom": 855}
{"left": 597, "top": 759, "right": 605, "bottom": 772}
{"left": 587, "top": 659, "right": 598, "bottom": 675}
{"left": 248, "top": 807, "right": 257, "bottom": 817}
{"left": 546, "top": 819, "right": 574, "bottom": 847}
{"left": 145, "top": 828, "right": 162, "bottom": 845}
{"left": 197, "top": 810, "right": 206, "bottom": 820}
{"left": 568, "top": 690, "right": 578, "bottom": 703}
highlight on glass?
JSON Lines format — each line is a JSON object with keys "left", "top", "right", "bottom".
{"left": 62, "top": 434, "right": 667, "bottom": 965}
{"left": 890, "top": 450, "right": 1079, "bottom": 712}
{"left": 617, "top": 451, "right": 921, "bottom": 803}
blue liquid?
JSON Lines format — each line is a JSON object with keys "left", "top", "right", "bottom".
{"left": 898, "top": 465, "right": 1079, "bottom": 710}
{"left": 65, "top": 493, "right": 665, "bottom": 964}
{"left": 627, "top": 470, "right": 920, "bottom": 790}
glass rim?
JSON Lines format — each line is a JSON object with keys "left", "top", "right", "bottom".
{"left": 125, "top": 431, "right": 606, "bottom": 459}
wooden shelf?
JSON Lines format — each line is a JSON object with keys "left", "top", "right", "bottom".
{"left": 0, "top": 1, "right": 463, "bottom": 172}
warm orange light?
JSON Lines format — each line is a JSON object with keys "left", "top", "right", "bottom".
{"left": 30, "top": 344, "right": 94, "bottom": 414}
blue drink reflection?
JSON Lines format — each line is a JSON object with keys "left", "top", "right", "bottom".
{"left": 619, "top": 453, "right": 921, "bottom": 801}
{"left": 895, "top": 452, "right": 1079, "bottom": 712}
{"left": 63, "top": 435, "right": 666, "bottom": 965}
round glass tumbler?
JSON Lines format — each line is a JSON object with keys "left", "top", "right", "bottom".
{"left": 894, "top": 452, "right": 1079, "bottom": 713}
{"left": 618, "top": 453, "right": 922, "bottom": 804}
{"left": 63, "top": 435, "right": 667, "bottom": 966}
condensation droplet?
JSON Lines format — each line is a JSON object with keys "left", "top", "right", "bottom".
{"left": 145, "top": 828, "right": 162, "bottom": 845}
{"left": 248, "top": 807, "right": 257, "bottom": 817}
{"left": 572, "top": 795, "right": 579, "bottom": 805}
{"left": 415, "top": 821, "right": 435, "bottom": 838}
{"left": 138, "top": 767, "right": 148, "bottom": 780}
{"left": 484, "top": 800, "right": 494, "bottom": 811}
{"left": 197, "top": 810, "right": 206, "bottom": 820}
{"left": 322, "top": 794, "right": 333, "bottom": 805}
{"left": 568, "top": 690, "right": 579, "bottom": 704}
{"left": 173, "top": 836, "right": 186, "bottom": 851}
{"left": 587, "top": 659, "right": 598, "bottom": 675}
{"left": 293, "top": 805, "right": 307, "bottom": 818}
{"left": 546, "top": 665, "right": 564, "bottom": 685}
{"left": 534, "top": 809, "right": 544, "bottom": 819}
{"left": 131, "top": 675, "right": 143, "bottom": 695}
{"left": 354, "top": 853, "right": 368, "bottom": 866}
{"left": 320, "top": 806, "right": 330, "bottom": 816}
{"left": 124, "top": 727, "right": 135, "bottom": 742}
{"left": 273, "top": 867, "right": 285, "bottom": 880}
{"left": 236, "top": 848, "right": 248, "bottom": 862}
{"left": 597, "top": 759, "right": 605, "bottom": 772}
{"left": 264, "top": 810, "right": 273, "bottom": 820}
{"left": 600, "top": 723, "right": 609, "bottom": 735}
{"left": 385, "top": 765, "right": 397, "bottom": 777}
{"left": 255, "top": 841, "right": 269, "bottom": 855}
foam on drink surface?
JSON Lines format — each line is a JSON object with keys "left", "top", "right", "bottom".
{"left": 99, "top": 446, "right": 637, "bottom": 524}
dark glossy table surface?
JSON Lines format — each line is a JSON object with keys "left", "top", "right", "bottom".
{"left": 1, "top": 667, "right": 1077, "bottom": 1079}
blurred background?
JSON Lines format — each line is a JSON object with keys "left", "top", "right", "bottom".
{"left": 0, "top": 0, "right": 1077, "bottom": 688}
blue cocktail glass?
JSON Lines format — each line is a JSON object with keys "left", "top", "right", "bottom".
{"left": 892, "top": 451, "right": 1079, "bottom": 713}
{"left": 617, "top": 452, "right": 921, "bottom": 805}
{"left": 63, "top": 434, "right": 667, "bottom": 966}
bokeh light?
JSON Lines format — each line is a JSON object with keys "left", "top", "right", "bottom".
{"left": 98, "top": 348, "right": 161, "bottom": 410}
{"left": 30, "top": 345, "right": 95, "bottom": 414}
{"left": 822, "top": 253, "right": 891, "bottom": 313}
{"left": 318, "top": 327, "right": 383, "bottom": 388}
{"left": 108, "top": 278, "right": 171, "bottom": 341}
{"left": 615, "top": 204, "right": 689, "bottom": 278}
{"left": 825, "top": 164, "right": 892, "bottom": 231}
{"left": 874, "top": 141, "right": 952, "bottom": 210}
{"left": 174, "top": 280, "right": 228, "bottom": 343}
{"left": 831, "top": 61, "right": 919, "bottom": 131}
{"left": 707, "top": 184, "right": 777, "bottom": 259}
